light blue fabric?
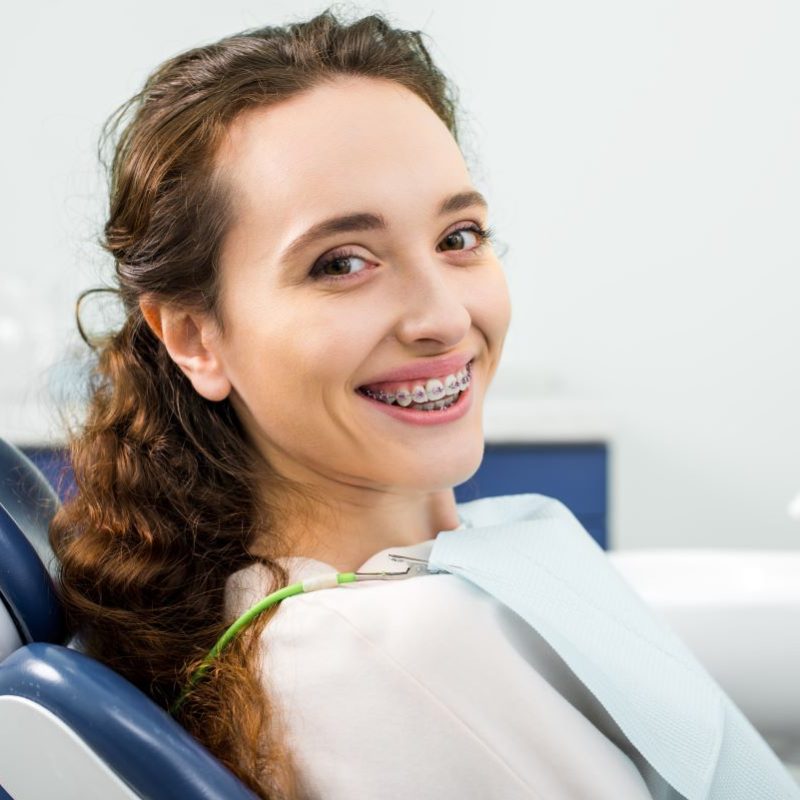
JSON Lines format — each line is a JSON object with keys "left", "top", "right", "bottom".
{"left": 428, "top": 492, "right": 800, "bottom": 800}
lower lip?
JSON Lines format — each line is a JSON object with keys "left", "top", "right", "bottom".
{"left": 356, "top": 367, "right": 475, "bottom": 426}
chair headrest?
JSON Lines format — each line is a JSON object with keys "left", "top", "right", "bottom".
{"left": 0, "top": 438, "right": 67, "bottom": 645}
{"left": 0, "top": 438, "right": 61, "bottom": 578}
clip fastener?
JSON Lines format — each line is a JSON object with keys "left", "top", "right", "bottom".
{"left": 353, "top": 553, "right": 445, "bottom": 581}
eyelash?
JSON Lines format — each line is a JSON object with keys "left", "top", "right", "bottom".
{"left": 308, "top": 224, "right": 497, "bottom": 284}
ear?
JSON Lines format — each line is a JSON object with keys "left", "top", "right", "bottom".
{"left": 139, "top": 297, "right": 231, "bottom": 402}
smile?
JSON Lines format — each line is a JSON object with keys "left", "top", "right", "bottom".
{"left": 355, "top": 360, "right": 475, "bottom": 426}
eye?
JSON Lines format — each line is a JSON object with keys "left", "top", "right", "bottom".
{"left": 437, "top": 224, "right": 494, "bottom": 254}
{"left": 307, "top": 223, "right": 496, "bottom": 285}
{"left": 308, "top": 251, "right": 370, "bottom": 283}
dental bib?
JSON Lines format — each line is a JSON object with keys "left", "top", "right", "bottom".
{"left": 430, "top": 493, "right": 800, "bottom": 800}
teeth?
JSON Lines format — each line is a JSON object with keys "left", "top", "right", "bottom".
{"left": 432, "top": 398, "right": 452, "bottom": 410}
{"left": 361, "top": 361, "right": 472, "bottom": 406}
{"left": 413, "top": 367, "right": 469, "bottom": 403}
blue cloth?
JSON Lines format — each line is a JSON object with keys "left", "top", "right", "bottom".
{"left": 428, "top": 493, "right": 800, "bottom": 800}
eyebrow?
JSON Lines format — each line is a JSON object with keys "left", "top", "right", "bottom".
{"left": 279, "top": 189, "right": 488, "bottom": 266}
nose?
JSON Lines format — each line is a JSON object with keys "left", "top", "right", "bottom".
{"left": 390, "top": 259, "right": 471, "bottom": 349}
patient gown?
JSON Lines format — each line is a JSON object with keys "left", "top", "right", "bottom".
{"left": 224, "top": 495, "right": 683, "bottom": 800}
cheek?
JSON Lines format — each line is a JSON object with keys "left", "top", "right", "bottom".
{"left": 276, "top": 307, "right": 372, "bottom": 382}
{"left": 497, "top": 272, "right": 513, "bottom": 331}
{"left": 475, "top": 264, "right": 512, "bottom": 339}
{"left": 224, "top": 297, "right": 374, "bottom": 410}
{"left": 467, "top": 266, "right": 512, "bottom": 389}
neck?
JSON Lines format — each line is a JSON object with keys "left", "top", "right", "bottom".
{"left": 256, "top": 488, "right": 461, "bottom": 574}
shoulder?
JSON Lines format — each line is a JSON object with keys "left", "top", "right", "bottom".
{"left": 230, "top": 565, "right": 506, "bottom": 714}
{"left": 262, "top": 570, "right": 492, "bottom": 674}
{"left": 232, "top": 566, "right": 654, "bottom": 800}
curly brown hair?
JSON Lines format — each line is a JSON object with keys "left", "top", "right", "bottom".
{"left": 48, "top": 5, "right": 467, "bottom": 799}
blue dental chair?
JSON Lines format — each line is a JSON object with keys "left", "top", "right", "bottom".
{"left": 0, "top": 437, "right": 260, "bottom": 799}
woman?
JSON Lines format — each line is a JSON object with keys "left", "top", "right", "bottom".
{"left": 50, "top": 8, "right": 656, "bottom": 799}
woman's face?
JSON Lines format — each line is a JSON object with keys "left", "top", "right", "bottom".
{"left": 208, "top": 76, "right": 511, "bottom": 503}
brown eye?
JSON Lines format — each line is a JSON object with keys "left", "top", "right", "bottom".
{"left": 438, "top": 225, "right": 495, "bottom": 253}
{"left": 309, "top": 251, "right": 369, "bottom": 282}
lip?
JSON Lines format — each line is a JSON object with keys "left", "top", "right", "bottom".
{"left": 358, "top": 352, "right": 475, "bottom": 387}
{"left": 356, "top": 371, "right": 474, "bottom": 426}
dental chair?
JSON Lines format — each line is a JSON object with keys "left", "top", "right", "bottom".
{"left": 0, "top": 437, "right": 259, "bottom": 799}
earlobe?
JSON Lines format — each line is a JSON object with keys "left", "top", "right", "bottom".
{"left": 141, "top": 299, "right": 232, "bottom": 402}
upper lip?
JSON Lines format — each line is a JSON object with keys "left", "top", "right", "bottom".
{"left": 358, "top": 352, "right": 475, "bottom": 387}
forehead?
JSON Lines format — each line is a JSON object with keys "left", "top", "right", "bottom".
{"left": 214, "top": 77, "right": 471, "bottom": 234}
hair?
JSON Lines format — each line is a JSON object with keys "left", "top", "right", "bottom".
{"left": 48, "top": 5, "right": 467, "bottom": 798}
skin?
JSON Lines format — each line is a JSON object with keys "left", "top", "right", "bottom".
{"left": 140, "top": 75, "right": 512, "bottom": 573}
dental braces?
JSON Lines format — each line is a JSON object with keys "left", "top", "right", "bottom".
{"left": 361, "top": 361, "right": 472, "bottom": 405}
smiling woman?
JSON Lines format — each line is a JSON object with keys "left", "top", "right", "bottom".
{"left": 148, "top": 70, "right": 511, "bottom": 573}
{"left": 47, "top": 6, "right": 511, "bottom": 799}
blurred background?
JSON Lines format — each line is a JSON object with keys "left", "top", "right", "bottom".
{"left": 2, "top": 0, "right": 799, "bottom": 550}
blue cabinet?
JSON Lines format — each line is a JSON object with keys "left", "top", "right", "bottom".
{"left": 22, "top": 442, "right": 609, "bottom": 549}
{"left": 455, "top": 443, "right": 608, "bottom": 548}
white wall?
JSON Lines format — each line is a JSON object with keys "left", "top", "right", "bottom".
{"left": 2, "top": 1, "right": 799, "bottom": 549}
